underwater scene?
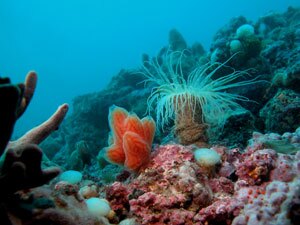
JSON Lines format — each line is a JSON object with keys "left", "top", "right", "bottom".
{"left": 1, "top": 1, "right": 300, "bottom": 224}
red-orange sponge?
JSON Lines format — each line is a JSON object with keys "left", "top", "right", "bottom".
{"left": 104, "top": 105, "right": 156, "bottom": 172}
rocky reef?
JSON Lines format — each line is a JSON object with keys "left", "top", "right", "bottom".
{"left": 105, "top": 128, "right": 300, "bottom": 224}
{"left": 1, "top": 6, "right": 300, "bottom": 225}
{"left": 4, "top": 129, "right": 299, "bottom": 224}
{"left": 42, "top": 7, "right": 300, "bottom": 171}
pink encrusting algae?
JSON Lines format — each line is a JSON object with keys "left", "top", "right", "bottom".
{"left": 105, "top": 128, "right": 300, "bottom": 225}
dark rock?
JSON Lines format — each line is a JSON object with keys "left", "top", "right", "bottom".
{"left": 169, "top": 28, "right": 187, "bottom": 51}
{"left": 260, "top": 89, "right": 300, "bottom": 133}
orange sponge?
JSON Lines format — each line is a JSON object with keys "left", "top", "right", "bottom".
{"left": 104, "top": 105, "right": 156, "bottom": 172}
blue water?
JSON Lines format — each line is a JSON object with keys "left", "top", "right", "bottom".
{"left": 0, "top": 0, "right": 299, "bottom": 138}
